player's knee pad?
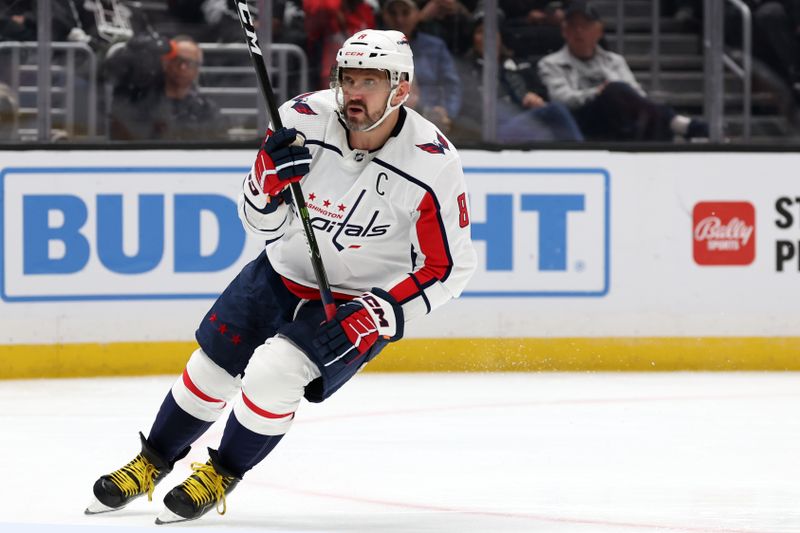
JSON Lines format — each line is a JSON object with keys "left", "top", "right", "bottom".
{"left": 233, "top": 336, "right": 321, "bottom": 436}
{"left": 171, "top": 348, "right": 241, "bottom": 422}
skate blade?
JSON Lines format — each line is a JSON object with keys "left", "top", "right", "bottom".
{"left": 155, "top": 507, "right": 194, "bottom": 525}
{"left": 84, "top": 497, "right": 120, "bottom": 515}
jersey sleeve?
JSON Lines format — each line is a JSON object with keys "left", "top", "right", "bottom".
{"left": 237, "top": 98, "right": 307, "bottom": 240}
{"left": 386, "top": 157, "right": 477, "bottom": 321}
{"left": 237, "top": 177, "right": 293, "bottom": 240}
{"left": 237, "top": 127, "right": 293, "bottom": 240}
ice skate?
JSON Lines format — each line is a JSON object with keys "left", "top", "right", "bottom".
{"left": 85, "top": 432, "right": 184, "bottom": 515}
{"left": 155, "top": 449, "right": 240, "bottom": 524}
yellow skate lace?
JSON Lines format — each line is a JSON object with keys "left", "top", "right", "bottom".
{"left": 108, "top": 454, "right": 158, "bottom": 501}
{"left": 181, "top": 461, "right": 231, "bottom": 515}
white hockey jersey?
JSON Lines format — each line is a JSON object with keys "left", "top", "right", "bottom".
{"left": 239, "top": 90, "right": 477, "bottom": 322}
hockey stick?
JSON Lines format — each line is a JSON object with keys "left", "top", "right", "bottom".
{"left": 233, "top": 0, "right": 337, "bottom": 321}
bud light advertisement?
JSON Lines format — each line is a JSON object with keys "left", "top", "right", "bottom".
{"left": 464, "top": 167, "right": 610, "bottom": 297}
{"left": 1, "top": 166, "right": 260, "bottom": 301}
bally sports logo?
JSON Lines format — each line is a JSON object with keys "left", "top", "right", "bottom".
{"left": 692, "top": 201, "right": 755, "bottom": 265}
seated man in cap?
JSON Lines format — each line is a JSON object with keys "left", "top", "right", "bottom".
{"left": 452, "top": 9, "right": 583, "bottom": 143}
{"left": 538, "top": 0, "right": 708, "bottom": 141}
{"left": 451, "top": 11, "right": 583, "bottom": 144}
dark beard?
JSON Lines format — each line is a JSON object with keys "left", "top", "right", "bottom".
{"left": 344, "top": 102, "right": 378, "bottom": 131}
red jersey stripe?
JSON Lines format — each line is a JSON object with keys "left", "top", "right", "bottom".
{"left": 390, "top": 192, "right": 452, "bottom": 302}
{"left": 390, "top": 277, "right": 421, "bottom": 303}
{"left": 281, "top": 275, "right": 355, "bottom": 301}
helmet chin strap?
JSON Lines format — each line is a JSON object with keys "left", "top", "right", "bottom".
{"left": 360, "top": 87, "right": 407, "bottom": 132}
{"left": 337, "top": 85, "right": 409, "bottom": 133}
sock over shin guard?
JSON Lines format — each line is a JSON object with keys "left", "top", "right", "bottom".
{"left": 213, "top": 338, "right": 319, "bottom": 477}
{"left": 217, "top": 412, "right": 285, "bottom": 478}
{"left": 147, "top": 392, "right": 212, "bottom": 463}
{"left": 148, "top": 349, "right": 241, "bottom": 462}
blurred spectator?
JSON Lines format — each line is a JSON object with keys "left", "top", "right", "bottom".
{"left": 665, "top": 1, "right": 800, "bottom": 103}
{"left": 501, "top": 0, "right": 564, "bottom": 24}
{"left": 338, "top": 0, "right": 379, "bottom": 34}
{"left": 743, "top": 1, "right": 800, "bottom": 98}
{"left": 103, "top": 31, "right": 168, "bottom": 108}
{"left": 0, "top": 1, "right": 116, "bottom": 138}
{"left": 0, "top": 1, "right": 39, "bottom": 104}
{"left": 305, "top": 0, "right": 376, "bottom": 89}
{"left": 151, "top": 0, "right": 255, "bottom": 43}
{"left": 538, "top": 1, "right": 708, "bottom": 141}
{"left": 150, "top": 0, "right": 208, "bottom": 42}
{"left": 499, "top": 0, "right": 565, "bottom": 58}
{"left": 417, "top": 0, "right": 475, "bottom": 56}
{"left": 198, "top": 0, "right": 248, "bottom": 43}
{"left": 0, "top": 0, "right": 36, "bottom": 41}
{"left": 106, "top": 34, "right": 226, "bottom": 141}
{"left": 381, "top": 0, "right": 461, "bottom": 132}
{"left": 663, "top": 0, "right": 702, "bottom": 30}
{"left": 0, "top": 0, "right": 130, "bottom": 46}
{"left": 0, "top": 82, "right": 19, "bottom": 140}
{"left": 62, "top": 0, "right": 135, "bottom": 52}
{"left": 452, "top": 12, "right": 583, "bottom": 143}
{"left": 271, "top": 0, "right": 307, "bottom": 48}
{"left": 707, "top": 1, "right": 800, "bottom": 115}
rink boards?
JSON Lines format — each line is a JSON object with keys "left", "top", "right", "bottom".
{"left": 1, "top": 149, "right": 799, "bottom": 377}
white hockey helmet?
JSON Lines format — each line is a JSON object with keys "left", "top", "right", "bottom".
{"left": 333, "top": 29, "right": 414, "bottom": 131}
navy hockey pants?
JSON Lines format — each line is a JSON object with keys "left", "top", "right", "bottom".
{"left": 195, "top": 250, "right": 388, "bottom": 402}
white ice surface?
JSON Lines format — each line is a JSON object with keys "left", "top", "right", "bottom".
{"left": 1, "top": 372, "right": 798, "bottom": 533}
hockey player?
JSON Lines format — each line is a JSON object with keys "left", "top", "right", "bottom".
{"left": 85, "top": 28, "right": 476, "bottom": 524}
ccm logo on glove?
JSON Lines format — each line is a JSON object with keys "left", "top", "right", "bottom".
{"left": 313, "top": 288, "right": 404, "bottom": 368}
{"left": 360, "top": 294, "right": 389, "bottom": 328}
{"left": 251, "top": 127, "right": 312, "bottom": 198}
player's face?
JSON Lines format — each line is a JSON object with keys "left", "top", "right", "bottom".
{"left": 340, "top": 69, "right": 392, "bottom": 131}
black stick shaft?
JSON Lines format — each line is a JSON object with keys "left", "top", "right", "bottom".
{"left": 233, "top": 0, "right": 337, "bottom": 320}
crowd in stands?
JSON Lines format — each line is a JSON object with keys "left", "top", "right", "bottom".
{"left": 659, "top": 0, "right": 800, "bottom": 101}
{"left": 5, "top": 0, "right": 800, "bottom": 143}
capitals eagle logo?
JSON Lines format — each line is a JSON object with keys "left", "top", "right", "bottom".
{"left": 291, "top": 92, "right": 317, "bottom": 115}
{"left": 416, "top": 132, "right": 450, "bottom": 155}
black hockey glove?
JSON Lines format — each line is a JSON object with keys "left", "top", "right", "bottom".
{"left": 313, "top": 289, "right": 404, "bottom": 367}
{"left": 253, "top": 127, "right": 311, "bottom": 197}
